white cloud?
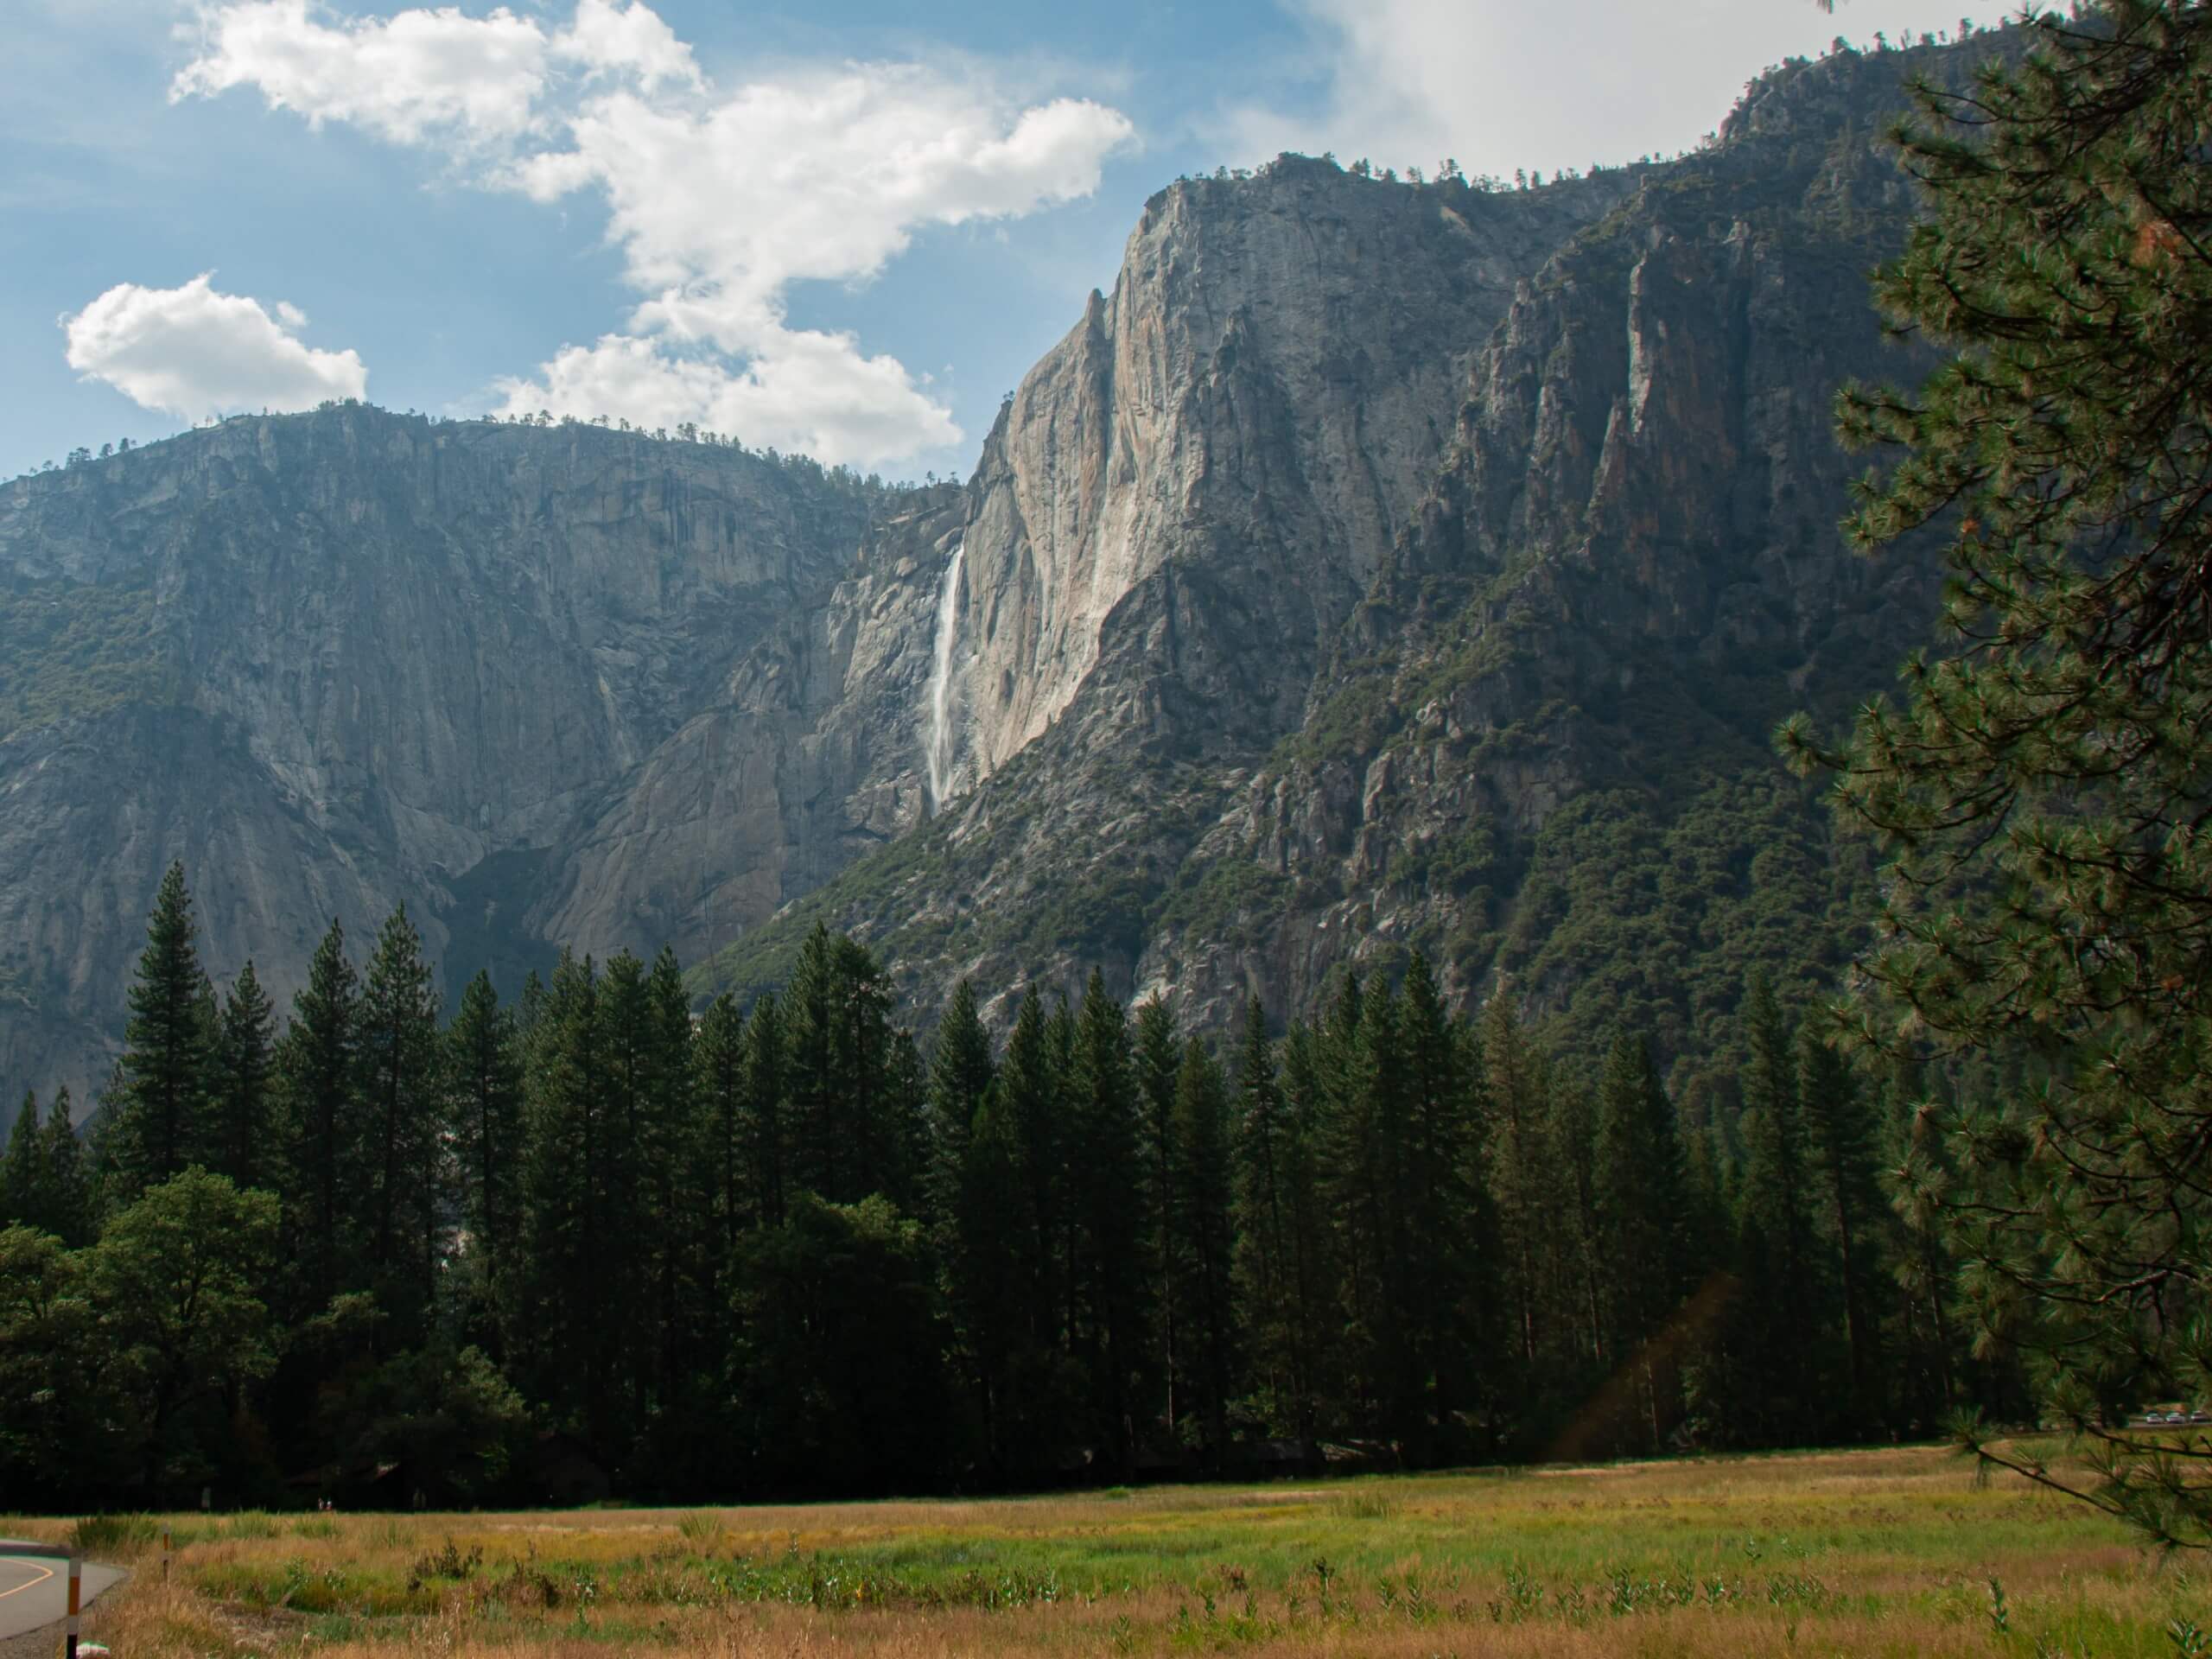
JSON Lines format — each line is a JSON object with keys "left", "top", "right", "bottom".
{"left": 552, "top": 0, "right": 698, "bottom": 92}
{"left": 172, "top": 0, "right": 551, "bottom": 144}
{"left": 61, "top": 274, "right": 367, "bottom": 418}
{"left": 169, "top": 1, "right": 1134, "bottom": 467}
{"left": 511, "top": 69, "right": 1133, "bottom": 346}
{"left": 491, "top": 328, "right": 959, "bottom": 467}
{"left": 1224, "top": 0, "right": 1986, "bottom": 180}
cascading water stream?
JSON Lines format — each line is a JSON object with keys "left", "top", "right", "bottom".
{"left": 924, "top": 543, "right": 964, "bottom": 811}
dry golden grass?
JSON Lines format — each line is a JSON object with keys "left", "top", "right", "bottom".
{"left": 14, "top": 1443, "right": 2212, "bottom": 1656}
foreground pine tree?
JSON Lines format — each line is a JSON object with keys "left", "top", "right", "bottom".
{"left": 1788, "top": 0, "right": 2212, "bottom": 1543}
{"left": 108, "top": 862, "right": 215, "bottom": 1196}
{"left": 210, "top": 962, "right": 276, "bottom": 1192}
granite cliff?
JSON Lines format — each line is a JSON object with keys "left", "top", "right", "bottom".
{"left": 0, "top": 417, "right": 960, "bottom": 1106}
{"left": 702, "top": 37, "right": 1974, "bottom": 1090}
{"left": 2, "top": 35, "right": 1989, "bottom": 1108}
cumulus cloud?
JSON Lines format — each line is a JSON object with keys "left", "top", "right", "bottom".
{"left": 510, "top": 69, "right": 1133, "bottom": 346}
{"left": 552, "top": 0, "right": 698, "bottom": 92}
{"left": 169, "top": 0, "right": 1133, "bottom": 467}
{"left": 172, "top": 0, "right": 551, "bottom": 144}
{"left": 61, "top": 274, "right": 367, "bottom": 418}
{"left": 490, "top": 329, "right": 959, "bottom": 463}
{"left": 1224, "top": 0, "right": 1979, "bottom": 181}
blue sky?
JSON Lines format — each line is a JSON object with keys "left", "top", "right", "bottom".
{"left": 5, "top": 0, "right": 1984, "bottom": 484}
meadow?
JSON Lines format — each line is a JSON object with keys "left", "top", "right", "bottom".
{"left": 12, "top": 1443, "right": 2210, "bottom": 1657}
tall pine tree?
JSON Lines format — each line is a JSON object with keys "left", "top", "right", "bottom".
{"left": 110, "top": 862, "right": 215, "bottom": 1194}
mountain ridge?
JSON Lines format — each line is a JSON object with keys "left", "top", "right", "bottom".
{"left": 1, "top": 31, "right": 1998, "bottom": 1109}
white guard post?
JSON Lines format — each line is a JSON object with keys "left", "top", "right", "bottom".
{"left": 0, "top": 1541, "right": 83, "bottom": 1659}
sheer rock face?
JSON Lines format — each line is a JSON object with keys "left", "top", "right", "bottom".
{"left": 0, "top": 412, "right": 959, "bottom": 1109}
{"left": 1141, "top": 47, "right": 1957, "bottom": 1053}
{"left": 949, "top": 158, "right": 1639, "bottom": 790}
{"left": 1, "top": 40, "right": 1989, "bottom": 1107}
{"left": 699, "top": 41, "right": 1977, "bottom": 1077}
{"left": 528, "top": 494, "right": 966, "bottom": 969}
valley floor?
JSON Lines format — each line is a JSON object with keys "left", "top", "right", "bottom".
{"left": 9, "top": 1442, "right": 2199, "bottom": 1656}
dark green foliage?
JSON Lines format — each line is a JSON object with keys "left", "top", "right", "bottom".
{"left": 1135, "top": 995, "right": 1183, "bottom": 1430}
{"left": 1069, "top": 970, "right": 1152, "bottom": 1478}
{"left": 107, "top": 862, "right": 215, "bottom": 1197}
{"left": 741, "top": 988, "right": 789, "bottom": 1229}
{"left": 88, "top": 1168, "right": 279, "bottom": 1490}
{"left": 731, "top": 1194, "right": 952, "bottom": 1496}
{"left": 209, "top": 962, "right": 276, "bottom": 1192}
{"left": 359, "top": 907, "right": 446, "bottom": 1347}
{"left": 512, "top": 951, "right": 614, "bottom": 1448}
{"left": 925, "top": 980, "right": 993, "bottom": 1221}
{"left": 314, "top": 1342, "right": 530, "bottom": 1506}
{"left": 1232, "top": 997, "right": 1300, "bottom": 1429}
{"left": 2, "top": 1090, "right": 92, "bottom": 1247}
{"left": 2, "top": 1092, "right": 38, "bottom": 1230}
{"left": 448, "top": 969, "right": 523, "bottom": 1336}
{"left": 1592, "top": 1035, "right": 1691, "bottom": 1446}
{"left": 1726, "top": 976, "right": 1830, "bottom": 1444}
{"left": 1170, "top": 1039, "right": 1237, "bottom": 1465}
{"left": 276, "top": 918, "right": 365, "bottom": 1318}
{"left": 3, "top": 876, "right": 2011, "bottom": 1506}
{"left": 1783, "top": 0, "right": 2212, "bottom": 1543}
{"left": 693, "top": 993, "right": 747, "bottom": 1254}
{"left": 0, "top": 1225, "right": 118, "bottom": 1503}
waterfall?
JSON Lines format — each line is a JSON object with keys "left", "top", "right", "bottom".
{"left": 924, "top": 543, "right": 964, "bottom": 811}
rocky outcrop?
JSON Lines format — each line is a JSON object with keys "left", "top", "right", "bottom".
{"left": 947, "top": 158, "right": 1641, "bottom": 791}
{"left": 2, "top": 35, "right": 2006, "bottom": 1109}
{"left": 0, "top": 413, "right": 957, "bottom": 1109}
{"left": 701, "top": 37, "right": 1985, "bottom": 1090}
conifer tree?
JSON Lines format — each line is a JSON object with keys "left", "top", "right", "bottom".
{"left": 1549, "top": 1079, "right": 1605, "bottom": 1370}
{"left": 884, "top": 1026, "right": 931, "bottom": 1217}
{"left": 111, "top": 862, "right": 215, "bottom": 1194}
{"left": 39, "top": 1090, "right": 92, "bottom": 1249}
{"left": 1783, "top": 0, "right": 2212, "bottom": 1541}
{"left": 951, "top": 1083, "right": 1034, "bottom": 1475}
{"left": 1882, "top": 1055, "right": 1960, "bottom": 1428}
{"left": 1399, "top": 953, "right": 1483, "bottom": 1453}
{"left": 741, "top": 989, "right": 789, "bottom": 1229}
{"left": 359, "top": 906, "right": 447, "bottom": 1343}
{"left": 1275, "top": 1019, "right": 1337, "bottom": 1435}
{"left": 3, "top": 1094, "right": 39, "bottom": 1230}
{"left": 1593, "top": 1033, "right": 1690, "bottom": 1448}
{"left": 278, "top": 918, "right": 365, "bottom": 1315}
{"left": 645, "top": 945, "right": 711, "bottom": 1467}
{"left": 835, "top": 936, "right": 900, "bottom": 1200}
{"left": 1000, "top": 989, "right": 1065, "bottom": 1360}
{"left": 1313, "top": 975, "right": 1389, "bottom": 1429}
{"left": 1134, "top": 995, "right": 1182, "bottom": 1427}
{"left": 926, "top": 980, "right": 995, "bottom": 1221}
{"left": 1480, "top": 987, "right": 1548, "bottom": 1372}
{"left": 1070, "top": 969, "right": 1149, "bottom": 1477}
{"left": 784, "top": 925, "right": 840, "bottom": 1199}
{"left": 448, "top": 969, "right": 524, "bottom": 1329}
{"left": 1799, "top": 1034, "right": 1882, "bottom": 1429}
{"left": 1171, "top": 1039, "right": 1237, "bottom": 1465}
{"left": 209, "top": 962, "right": 276, "bottom": 1192}
{"left": 1232, "top": 996, "right": 1300, "bottom": 1429}
{"left": 693, "top": 994, "right": 747, "bottom": 1252}
{"left": 1046, "top": 992, "right": 1080, "bottom": 1340}
{"left": 515, "top": 952, "right": 614, "bottom": 1449}
{"left": 594, "top": 950, "right": 659, "bottom": 1446}
{"left": 1731, "top": 976, "right": 1826, "bottom": 1440}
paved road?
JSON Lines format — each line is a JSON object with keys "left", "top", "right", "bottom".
{"left": 0, "top": 1545, "right": 124, "bottom": 1643}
